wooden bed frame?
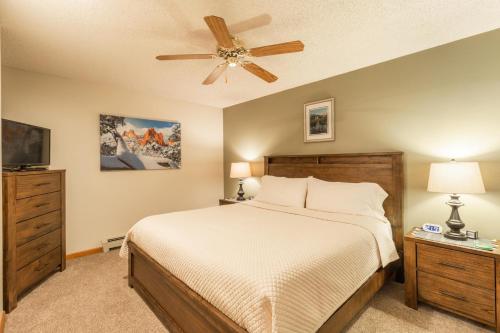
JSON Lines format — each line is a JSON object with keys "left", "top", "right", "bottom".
{"left": 128, "top": 152, "right": 404, "bottom": 333}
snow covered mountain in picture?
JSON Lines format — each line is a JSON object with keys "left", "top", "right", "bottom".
{"left": 100, "top": 115, "right": 181, "bottom": 170}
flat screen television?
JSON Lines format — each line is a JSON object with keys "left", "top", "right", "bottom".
{"left": 2, "top": 119, "right": 51, "bottom": 169}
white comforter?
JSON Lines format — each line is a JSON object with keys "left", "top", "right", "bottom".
{"left": 120, "top": 201, "right": 398, "bottom": 333}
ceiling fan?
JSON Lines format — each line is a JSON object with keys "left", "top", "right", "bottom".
{"left": 156, "top": 15, "right": 304, "bottom": 85}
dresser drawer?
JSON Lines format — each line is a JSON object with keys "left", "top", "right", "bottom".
{"left": 17, "top": 229, "right": 61, "bottom": 269}
{"left": 15, "top": 192, "right": 61, "bottom": 222}
{"left": 17, "top": 246, "right": 61, "bottom": 295}
{"left": 418, "top": 271, "right": 495, "bottom": 325}
{"left": 16, "top": 211, "right": 61, "bottom": 247}
{"left": 417, "top": 243, "right": 494, "bottom": 290}
{"left": 16, "top": 173, "right": 61, "bottom": 199}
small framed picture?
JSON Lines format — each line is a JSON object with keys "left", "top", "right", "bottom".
{"left": 304, "top": 98, "right": 334, "bottom": 143}
{"left": 466, "top": 230, "right": 479, "bottom": 239}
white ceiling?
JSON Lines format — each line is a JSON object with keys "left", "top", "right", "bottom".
{"left": 1, "top": 0, "right": 500, "bottom": 108}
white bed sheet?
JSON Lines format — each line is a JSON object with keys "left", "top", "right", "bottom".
{"left": 120, "top": 201, "right": 398, "bottom": 333}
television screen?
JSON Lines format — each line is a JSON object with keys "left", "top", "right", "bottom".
{"left": 2, "top": 119, "right": 50, "bottom": 168}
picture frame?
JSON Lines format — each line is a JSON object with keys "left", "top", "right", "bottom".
{"left": 99, "top": 114, "right": 181, "bottom": 171}
{"left": 304, "top": 98, "right": 335, "bottom": 142}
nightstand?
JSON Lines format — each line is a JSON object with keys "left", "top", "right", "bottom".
{"left": 218, "top": 198, "right": 240, "bottom": 205}
{"left": 404, "top": 228, "right": 500, "bottom": 331}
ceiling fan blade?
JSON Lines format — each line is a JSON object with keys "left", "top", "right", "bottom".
{"left": 249, "top": 41, "right": 304, "bottom": 57}
{"left": 156, "top": 54, "right": 215, "bottom": 60}
{"left": 202, "top": 63, "right": 228, "bottom": 85}
{"left": 242, "top": 62, "right": 278, "bottom": 83}
{"left": 204, "top": 15, "right": 234, "bottom": 49}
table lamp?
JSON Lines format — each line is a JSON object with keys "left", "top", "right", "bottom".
{"left": 230, "top": 162, "right": 251, "bottom": 201}
{"left": 427, "top": 160, "right": 485, "bottom": 240}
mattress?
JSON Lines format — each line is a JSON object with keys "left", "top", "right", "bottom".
{"left": 120, "top": 201, "right": 399, "bottom": 333}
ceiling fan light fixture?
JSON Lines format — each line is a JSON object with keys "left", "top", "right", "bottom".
{"left": 226, "top": 56, "right": 240, "bottom": 68}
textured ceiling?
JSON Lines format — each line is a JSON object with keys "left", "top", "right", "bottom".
{"left": 1, "top": 1, "right": 500, "bottom": 108}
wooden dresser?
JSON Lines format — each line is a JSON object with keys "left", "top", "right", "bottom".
{"left": 3, "top": 170, "right": 66, "bottom": 312}
{"left": 405, "top": 229, "right": 500, "bottom": 332}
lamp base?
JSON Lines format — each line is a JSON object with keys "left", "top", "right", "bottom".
{"left": 444, "top": 230, "right": 467, "bottom": 241}
{"left": 236, "top": 179, "right": 245, "bottom": 201}
{"left": 443, "top": 194, "right": 467, "bottom": 241}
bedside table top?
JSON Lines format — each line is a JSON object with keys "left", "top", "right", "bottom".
{"left": 218, "top": 198, "right": 243, "bottom": 206}
{"left": 405, "top": 227, "right": 500, "bottom": 258}
{"left": 219, "top": 198, "right": 239, "bottom": 202}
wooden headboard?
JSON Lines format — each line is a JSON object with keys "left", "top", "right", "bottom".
{"left": 264, "top": 152, "right": 404, "bottom": 253}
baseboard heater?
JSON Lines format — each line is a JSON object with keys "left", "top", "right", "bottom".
{"left": 102, "top": 236, "right": 125, "bottom": 253}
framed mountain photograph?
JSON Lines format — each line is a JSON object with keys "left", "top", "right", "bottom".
{"left": 304, "top": 98, "right": 334, "bottom": 143}
{"left": 100, "top": 114, "right": 181, "bottom": 170}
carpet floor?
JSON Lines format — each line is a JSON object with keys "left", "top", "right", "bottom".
{"left": 5, "top": 251, "right": 494, "bottom": 333}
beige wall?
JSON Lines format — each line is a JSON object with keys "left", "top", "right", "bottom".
{"left": 224, "top": 29, "right": 500, "bottom": 239}
{"left": 2, "top": 67, "right": 224, "bottom": 254}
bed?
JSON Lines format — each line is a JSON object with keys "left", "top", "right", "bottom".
{"left": 122, "top": 152, "right": 403, "bottom": 333}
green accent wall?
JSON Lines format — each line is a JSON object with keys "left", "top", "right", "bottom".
{"left": 223, "top": 29, "right": 500, "bottom": 239}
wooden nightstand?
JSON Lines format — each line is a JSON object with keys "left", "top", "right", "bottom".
{"left": 218, "top": 198, "right": 240, "bottom": 205}
{"left": 404, "top": 228, "right": 500, "bottom": 331}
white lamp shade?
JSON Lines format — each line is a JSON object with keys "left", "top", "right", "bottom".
{"left": 230, "top": 162, "right": 251, "bottom": 179}
{"left": 427, "top": 161, "right": 485, "bottom": 194}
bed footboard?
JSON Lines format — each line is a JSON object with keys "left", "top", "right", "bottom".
{"left": 128, "top": 241, "right": 247, "bottom": 333}
{"left": 128, "top": 241, "right": 396, "bottom": 333}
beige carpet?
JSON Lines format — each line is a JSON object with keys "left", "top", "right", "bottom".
{"left": 5, "top": 251, "right": 493, "bottom": 333}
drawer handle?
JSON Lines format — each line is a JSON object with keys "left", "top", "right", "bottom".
{"left": 438, "top": 261, "right": 465, "bottom": 270}
{"left": 439, "top": 289, "right": 467, "bottom": 302}
{"left": 35, "top": 223, "right": 49, "bottom": 230}
{"left": 35, "top": 263, "right": 49, "bottom": 272}
{"left": 35, "top": 182, "right": 51, "bottom": 187}
{"left": 35, "top": 203, "right": 50, "bottom": 208}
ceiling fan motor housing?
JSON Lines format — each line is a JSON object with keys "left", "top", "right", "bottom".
{"left": 217, "top": 46, "right": 248, "bottom": 65}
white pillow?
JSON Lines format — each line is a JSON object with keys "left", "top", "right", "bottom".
{"left": 254, "top": 175, "right": 308, "bottom": 208}
{"left": 306, "top": 177, "right": 388, "bottom": 221}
